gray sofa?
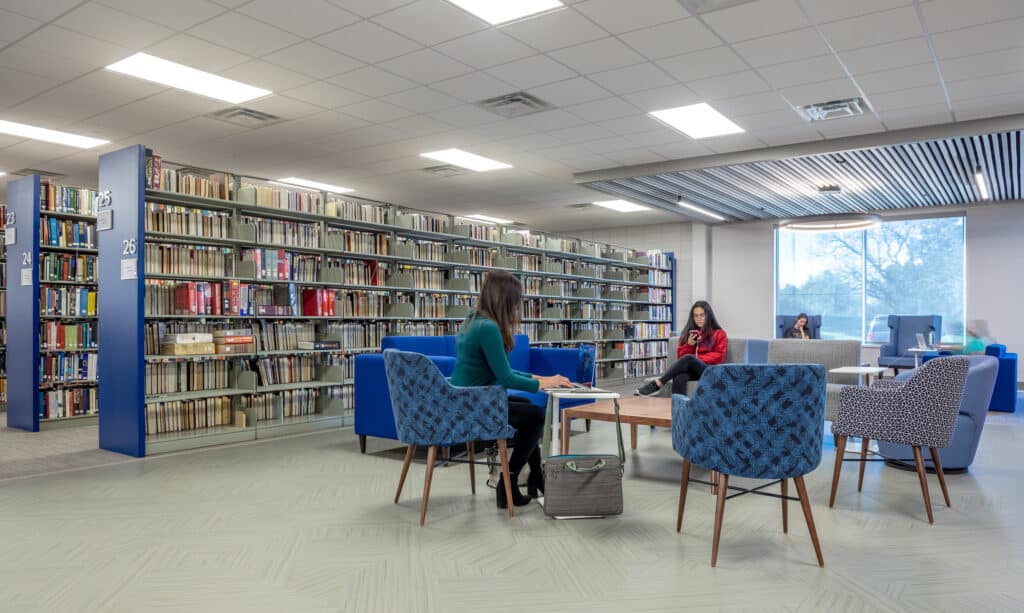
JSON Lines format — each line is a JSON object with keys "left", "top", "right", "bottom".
{"left": 643, "top": 336, "right": 758, "bottom": 397}
{"left": 766, "top": 339, "right": 862, "bottom": 422}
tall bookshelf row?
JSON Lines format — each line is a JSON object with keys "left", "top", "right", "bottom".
{"left": 0, "top": 204, "right": 6, "bottom": 412}
{"left": 97, "top": 144, "right": 674, "bottom": 457}
{"left": 5, "top": 177, "right": 99, "bottom": 431}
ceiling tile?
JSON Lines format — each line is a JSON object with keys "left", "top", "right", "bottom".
{"left": 603, "top": 148, "right": 665, "bottom": 166}
{"left": 528, "top": 77, "right": 612, "bottom": 106}
{"left": 701, "top": 0, "right": 810, "bottom": 42}
{"left": 930, "top": 18, "right": 1024, "bottom": 60}
{"left": 142, "top": 116, "right": 248, "bottom": 148}
{"left": 1, "top": 0, "right": 83, "bottom": 21}
{"left": 242, "top": 94, "right": 324, "bottom": 120}
{"left": 381, "top": 114, "right": 455, "bottom": 137}
{"left": 431, "top": 71, "right": 516, "bottom": 103}
{"left": 647, "top": 141, "right": 713, "bottom": 160}
{"left": 315, "top": 20, "right": 421, "bottom": 64}
{"left": 189, "top": 12, "right": 301, "bottom": 56}
{"left": 486, "top": 55, "right": 578, "bottom": 89}
{"left": 0, "top": 9, "right": 41, "bottom": 41}
{"left": 0, "top": 66, "right": 60, "bottom": 109}
{"left": 756, "top": 54, "right": 848, "bottom": 89}
{"left": 877, "top": 104, "right": 952, "bottom": 130}
{"left": 618, "top": 19, "right": 720, "bottom": 60}
{"left": 624, "top": 127, "right": 691, "bottom": 147}
{"left": 623, "top": 84, "right": 702, "bottom": 111}
{"left": 954, "top": 91, "right": 1024, "bottom": 121}
{"left": 689, "top": 70, "right": 770, "bottom": 100}
{"left": 856, "top": 63, "right": 940, "bottom": 95}
{"left": 318, "top": 124, "right": 407, "bottom": 149}
{"left": 566, "top": 97, "right": 641, "bottom": 122}
{"left": 946, "top": 72, "right": 1024, "bottom": 103}
{"left": 547, "top": 123, "right": 618, "bottom": 144}
{"left": 427, "top": 104, "right": 499, "bottom": 127}
{"left": 263, "top": 42, "right": 363, "bottom": 79}
{"left": 712, "top": 91, "right": 793, "bottom": 116}
{"left": 6, "top": 79, "right": 147, "bottom": 126}
{"left": 754, "top": 124, "right": 822, "bottom": 146}
{"left": 378, "top": 48, "right": 474, "bottom": 84}
{"left": 938, "top": 48, "right": 1024, "bottom": 83}
{"left": 282, "top": 81, "right": 369, "bottom": 108}
{"left": 597, "top": 114, "right": 665, "bottom": 135}
{"left": 238, "top": 0, "right": 361, "bottom": 38}
{"left": 12, "top": 26, "right": 130, "bottom": 73}
{"left": 550, "top": 37, "right": 646, "bottom": 75}
{"left": 325, "top": 0, "right": 418, "bottom": 18}
{"left": 588, "top": 63, "right": 675, "bottom": 95}
{"left": 222, "top": 60, "right": 315, "bottom": 92}
{"left": 0, "top": 41, "right": 98, "bottom": 81}
{"left": 779, "top": 77, "right": 861, "bottom": 106}
{"left": 802, "top": 0, "right": 911, "bottom": 24}
{"left": 381, "top": 87, "right": 462, "bottom": 112}
{"left": 96, "top": 0, "right": 226, "bottom": 30}
{"left": 371, "top": 0, "right": 487, "bottom": 46}
{"left": 701, "top": 133, "right": 768, "bottom": 154}
{"left": 866, "top": 84, "right": 947, "bottom": 112}
{"left": 811, "top": 114, "right": 885, "bottom": 138}
{"left": 433, "top": 29, "right": 534, "bottom": 70}
{"left": 734, "top": 108, "right": 806, "bottom": 130}
{"left": 921, "top": 0, "right": 1024, "bottom": 34}
{"left": 573, "top": 0, "right": 690, "bottom": 34}
{"left": 656, "top": 46, "right": 747, "bottom": 83}
{"left": 145, "top": 34, "right": 251, "bottom": 73}
{"left": 330, "top": 65, "right": 418, "bottom": 97}
{"left": 732, "top": 28, "right": 831, "bottom": 68}
{"left": 839, "top": 37, "right": 933, "bottom": 74}
{"left": 338, "top": 99, "right": 416, "bottom": 123}
{"left": 501, "top": 8, "right": 607, "bottom": 52}
{"left": 817, "top": 6, "right": 923, "bottom": 51}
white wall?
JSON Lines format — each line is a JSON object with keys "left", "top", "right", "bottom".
{"left": 708, "top": 221, "right": 776, "bottom": 339}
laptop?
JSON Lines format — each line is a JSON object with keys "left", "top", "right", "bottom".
{"left": 542, "top": 383, "right": 609, "bottom": 393}
{"left": 915, "top": 332, "right": 929, "bottom": 348}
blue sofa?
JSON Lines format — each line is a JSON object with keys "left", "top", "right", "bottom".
{"left": 877, "top": 314, "right": 941, "bottom": 372}
{"left": 775, "top": 314, "right": 822, "bottom": 339}
{"left": 985, "top": 344, "right": 1018, "bottom": 412}
{"left": 354, "top": 334, "right": 594, "bottom": 451}
{"left": 878, "top": 354, "right": 998, "bottom": 471}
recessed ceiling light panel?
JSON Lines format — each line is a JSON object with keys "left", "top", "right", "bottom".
{"left": 592, "top": 199, "right": 650, "bottom": 213}
{"left": 106, "top": 53, "right": 271, "bottom": 104}
{"left": 649, "top": 103, "right": 744, "bottom": 139}
{"left": 779, "top": 214, "right": 881, "bottom": 232}
{"left": 0, "top": 120, "right": 109, "bottom": 149}
{"left": 446, "top": 0, "right": 564, "bottom": 25}
{"left": 276, "top": 177, "right": 354, "bottom": 194}
{"left": 677, "top": 197, "right": 725, "bottom": 221}
{"left": 465, "top": 213, "right": 513, "bottom": 224}
{"left": 420, "top": 149, "right": 511, "bottom": 172}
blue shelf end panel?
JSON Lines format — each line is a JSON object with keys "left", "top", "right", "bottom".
{"left": 6, "top": 175, "right": 41, "bottom": 431}
{"left": 97, "top": 145, "right": 146, "bottom": 457}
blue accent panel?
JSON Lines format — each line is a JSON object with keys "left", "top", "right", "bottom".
{"left": 6, "top": 175, "right": 41, "bottom": 431}
{"left": 97, "top": 145, "right": 146, "bottom": 457}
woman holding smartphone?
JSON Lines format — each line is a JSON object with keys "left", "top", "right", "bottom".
{"left": 634, "top": 300, "right": 728, "bottom": 396}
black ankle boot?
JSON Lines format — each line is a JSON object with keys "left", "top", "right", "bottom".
{"left": 527, "top": 449, "right": 544, "bottom": 497}
{"left": 496, "top": 473, "right": 532, "bottom": 508}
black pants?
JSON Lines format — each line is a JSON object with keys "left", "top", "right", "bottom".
{"left": 658, "top": 354, "right": 707, "bottom": 395}
{"left": 507, "top": 396, "right": 544, "bottom": 474}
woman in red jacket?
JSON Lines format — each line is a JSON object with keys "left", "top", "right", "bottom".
{"left": 635, "top": 300, "right": 728, "bottom": 396}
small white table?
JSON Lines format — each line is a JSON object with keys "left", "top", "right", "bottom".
{"left": 906, "top": 347, "right": 933, "bottom": 368}
{"left": 830, "top": 366, "right": 887, "bottom": 386}
{"left": 541, "top": 388, "right": 621, "bottom": 461}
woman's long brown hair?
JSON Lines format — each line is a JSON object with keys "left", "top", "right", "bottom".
{"left": 476, "top": 270, "right": 523, "bottom": 352}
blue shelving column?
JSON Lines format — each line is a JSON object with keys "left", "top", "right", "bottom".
{"left": 97, "top": 145, "right": 146, "bottom": 456}
{"left": 5, "top": 175, "right": 41, "bottom": 431}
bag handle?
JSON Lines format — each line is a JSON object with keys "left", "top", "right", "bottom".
{"left": 566, "top": 459, "right": 606, "bottom": 472}
{"left": 613, "top": 398, "right": 625, "bottom": 465}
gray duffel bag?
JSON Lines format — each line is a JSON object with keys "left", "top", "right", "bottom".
{"left": 542, "top": 399, "right": 625, "bottom": 518}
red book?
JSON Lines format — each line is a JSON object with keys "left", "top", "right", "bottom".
{"left": 211, "top": 283, "right": 222, "bottom": 316}
{"left": 302, "top": 289, "right": 321, "bottom": 316}
{"left": 173, "top": 284, "right": 190, "bottom": 315}
{"left": 187, "top": 282, "right": 198, "bottom": 315}
{"left": 277, "top": 249, "right": 287, "bottom": 280}
{"left": 216, "top": 335, "right": 254, "bottom": 344}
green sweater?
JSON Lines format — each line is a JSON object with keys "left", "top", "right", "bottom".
{"left": 450, "top": 313, "right": 539, "bottom": 393}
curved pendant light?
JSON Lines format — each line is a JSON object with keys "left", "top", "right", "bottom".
{"left": 778, "top": 214, "right": 881, "bottom": 232}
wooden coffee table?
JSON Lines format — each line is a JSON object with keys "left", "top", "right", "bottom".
{"left": 561, "top": 396, "right": 671, "bottom": 454}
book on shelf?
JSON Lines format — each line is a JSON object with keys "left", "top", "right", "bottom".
{"left": 297, "top": 340, "right": 341, "bottom": 351}
{"left": 160, "top": 341, "right": 216, "bottom": 356}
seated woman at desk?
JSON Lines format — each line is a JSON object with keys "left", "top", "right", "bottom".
{"left": 784, "top": 313, "right": 812, "bottom": 339}
{"left": 450, "top": 270, "right": 570, "bottom": 508}
{"left": 635, "top": 300, "right": 728, "bottom": 396}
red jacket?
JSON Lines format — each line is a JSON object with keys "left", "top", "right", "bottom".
{"left": 677, "top": 328, "right": 728, "bottom": 365}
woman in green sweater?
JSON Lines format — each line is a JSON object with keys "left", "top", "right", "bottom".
{"left": 450, "top": 270, "right": 571, "bottom": 508}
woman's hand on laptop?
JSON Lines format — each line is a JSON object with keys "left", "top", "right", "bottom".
{"left": 536, "top": 374, "right": 572, "bottom": 388}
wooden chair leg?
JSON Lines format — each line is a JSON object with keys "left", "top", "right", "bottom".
{"left": 781, "top": 478, "right": 788, "bottom": 534}
{"left": 912, "top": 446, "right": 934, "bottom": 524}
{"left": 359, "top": 435, "right": 367, "bottom": 454}
{"left": 858, "top": 437, "right": 870, "bottom": 492}
{"left": 420, "top": 446, "right": 437, "bottom": 527}
{"left": 710, "top": 469, "right": 720, "bottom": 495}
{"left": 676, "top": 459, "right": 692, "bottom": 533}
{"left": 467, "top": 441, "right": 476, "bottom": 495}
{"left": 829, "top": 435, "right": 847, "bottom": 507}
{"left": 395, "top": 444, "right": 415, "bottom": 504}
{"left": 929, "top": 447, "right": 951, "bottom": 507}
{"left": 497, "top": 439, "right": 514, "bottom": 519}
{"left": 794, "top": 476, "right": 824, "bottom": 567}
{"left": 711, "top": 473, "right": 729, "bottom": 567}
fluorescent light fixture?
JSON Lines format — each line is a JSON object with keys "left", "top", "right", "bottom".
{"left": 446, "top": 0, "right": 563, "bottom": 25}
{"left": 276, "top": 177, "right": 354, "bottom": 194}
{"left": 420, "top": 148, "right": 512, "bottom": 172}
{"left": 465, "top": 213, "right": 512, "bottom": 224}
{"left": 592, "top": 199, "right": 650, "bottom": 213}
{"left": 974, "top": 166, "right": 989, "bottom": 200}
{"left": 649, "top": 103, "right": 744, "bottom": 139}
{"left": 106, "top": 53, "right": 271, "bottom": 104}
{"left": 0, "top": 120, "right": 109, "bottom": 149}
{"left": 677, "top": 196, "right": 725, "bottom": 221}
{"left": 779, "top": 214, "right": 881, "bottom": 232}
{"left": 0, "top": 171, "right": 5, "bottom": 177}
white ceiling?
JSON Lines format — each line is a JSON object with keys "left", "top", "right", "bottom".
{"left": 0, "top": 0, "right": 1023, "bottom": 231}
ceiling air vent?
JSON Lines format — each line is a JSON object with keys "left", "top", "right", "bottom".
{"left": 798, "top": 97, "right": 869, "bottom": 122}
{"left": 420, "top": 164, "right": 471, "bottom": 178}
{"left": 476, "top": 91, "right": 553, "bottom": 119}
{"left": 207, "top": 106, "right": 283, "bottom": 128}
{"left": 818, "top": 184, "right": 842, "bottom": 194}
{"left": 567, "top": 203, "right": 593, "bottom": 209}
{"left": 12, "top": 168, "right": 65, "bottom": 178}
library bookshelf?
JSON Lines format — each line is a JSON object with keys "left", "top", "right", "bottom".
{"left": 6, "top": 176, "right": 99, "bottom": 431}
{"left": 97, "top": 144, "right": 674, "bottom": 457}
{"left": 0, "top": 204, "right": 5, "bottom": 412}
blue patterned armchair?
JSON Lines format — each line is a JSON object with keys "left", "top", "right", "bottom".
{"left": 830, "top": 356, "right": 969, "bottom": 524}
{"left": 672, "top": 364, "right": 826, "bottom": 567}
{"left": 383, "top": 349, "right": 518, "bottom": 526}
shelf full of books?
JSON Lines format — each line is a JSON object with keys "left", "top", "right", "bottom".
{"left": 0, "top": 204, "right": 6, "bottom": 411}
{"left": 97, "top": 145, "right": 675, "bottom": 456}
{"left": 5, "top": 176, "right": 99, "bottom": 431}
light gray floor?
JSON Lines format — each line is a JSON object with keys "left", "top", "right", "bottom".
{"left": 0, "top": 401, "right": 1022, "bottom": 612}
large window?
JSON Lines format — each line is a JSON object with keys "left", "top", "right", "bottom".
{"left": 776, "top": 216, "right": 965, "bottom": 344}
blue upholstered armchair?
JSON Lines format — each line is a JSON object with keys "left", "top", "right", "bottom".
{"left": 383, "top": 350, "right": 518, "bottom": 526}
{"left": 672, "top": 364, "right": 827, "bottom": 567}
{"left": 776, "top": 314, "right": 822, "bottom": 339}
{"left": 985, "top": 344, "right": 1018, "bottom": 412}
{"left": 877, "top": 315, "right": 941, "bottom": 372}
